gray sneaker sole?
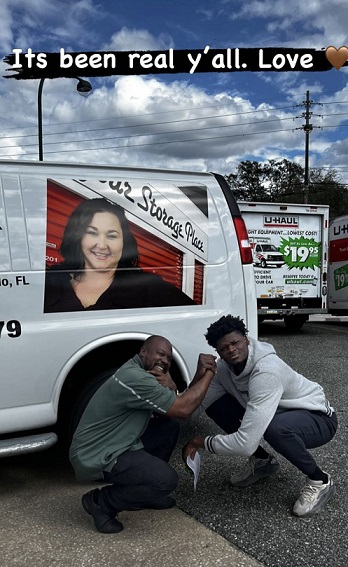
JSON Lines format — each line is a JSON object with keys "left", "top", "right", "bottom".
{"left": 293, "top": 484, "right": 336, "bottom": 518}
{"left": 231, "top": 462, "right": 280, "bottom": 488}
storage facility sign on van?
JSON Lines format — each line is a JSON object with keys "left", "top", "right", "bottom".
{"left": 44, "top": 177, "right": 209, "bottom": 312}
{"left": 54, "top": 178, "right": 209, "bottom": 260}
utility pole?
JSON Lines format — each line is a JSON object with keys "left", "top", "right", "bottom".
{"left": 303, "top": 90, "right": 313, "bottom": 204}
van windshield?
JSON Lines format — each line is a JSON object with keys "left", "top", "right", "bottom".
{"left": 262, "top": 245, "right": 278, "bottom": 251}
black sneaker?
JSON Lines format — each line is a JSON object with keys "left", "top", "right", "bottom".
{"left": 230, "top": 455, "right": 280, "bottom": 487}
{"left": 82, "top": 489, "right": 124, "bottom": 534}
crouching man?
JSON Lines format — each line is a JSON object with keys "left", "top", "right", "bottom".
{"left": 183, "top": 315, "right": 337, "bottom": 518}
{"left": 70, "top": 335, "right": 216, "bottom": 533}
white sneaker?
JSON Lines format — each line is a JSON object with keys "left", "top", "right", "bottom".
{"left": 292, "top": 474, "right": 336, "bottom": 518}
{"left": 230, "top": 455, "right": 280, "bottom": 487}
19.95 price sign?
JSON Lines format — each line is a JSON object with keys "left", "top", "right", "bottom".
{"left": 333, "top": 265, "right": 348, "bottom": 291}
{"left": 279, "top": 237, "right": 321, "bottom": 270}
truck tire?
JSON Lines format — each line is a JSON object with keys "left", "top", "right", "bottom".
{"left": 260, "top": 259, "right": 267, "bottom": 268}
{"left": 284, "top": 315, "right": 308, "bottom": 331}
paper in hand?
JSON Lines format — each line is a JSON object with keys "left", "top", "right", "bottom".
{"left": 186, "top": 452, "right": 201, "bottom": 491}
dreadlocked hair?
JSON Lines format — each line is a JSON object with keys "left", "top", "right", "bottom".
{"left": 205, "top": 315, "right": 248, "bottom": 348}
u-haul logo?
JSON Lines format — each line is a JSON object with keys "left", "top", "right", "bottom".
{"left": 333, "top": 223, "right": 348, "bottom": 236}
{"left": 264, "top": 215, "right": 299, "bottom": 228}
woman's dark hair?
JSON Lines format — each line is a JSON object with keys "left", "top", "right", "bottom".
{"left": 59, "top": 198, "right": 139, "bottom": 275}
{"left": 205, "top": 315, "right": 248, "bottom": 348}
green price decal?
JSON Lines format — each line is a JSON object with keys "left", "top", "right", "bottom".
{"left": 334, "top": 264, "right": 348, "bottom": 291}
{"left": 279, "top": 237, "right": 321, "bottom": 270}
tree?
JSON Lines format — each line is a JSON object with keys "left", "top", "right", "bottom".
{"left": 264, "top": 159, "right": 304, "bottom": 202}
{"left": 307, "top": 169, "right": 348, "bottom": 219}
{"left": 225, "top": 159, "right": 348, "bottom": 219}
{"left": 225, "top": 161, "right": 268, "bottom": 201}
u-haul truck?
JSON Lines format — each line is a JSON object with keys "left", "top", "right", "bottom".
{"left": 328, "top": 215, "right": 348, "bottom": 315}
{"left": 0, "top": 160, "right": 257, "bottom": 458}
{"left": 238, "top": 201, "right": 329, "bottom": 330}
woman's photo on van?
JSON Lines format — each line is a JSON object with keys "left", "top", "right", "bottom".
{"left": 44, "top": 196, "right": 196, "bottom": 312}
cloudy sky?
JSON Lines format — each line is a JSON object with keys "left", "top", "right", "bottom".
{"left": 1, "top": 0, "right": 348, "bottom": 181}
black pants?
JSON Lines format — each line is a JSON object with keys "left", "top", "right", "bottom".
{"left": 98, "top": 414, "right": 180, "bottom": 515}
{"left": 206, "top": 394, "right": 338, "bottom": 476}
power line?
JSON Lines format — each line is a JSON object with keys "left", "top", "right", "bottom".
{"left": 1, "top": 91, "right": 347, "bottom": 136}
{"left": 0, "top": 114, "right": 299, "bottom": 142}
{"left": 2, "top": 91, "right": 348, "bottom": 159}
{"left": 0, "top": 116, "right": 299, "bottom": 150}
{"left": 0, "top": 126, "right": 298, "bottom": 158}
{"left": 319, "top": 101, "right": 348, "bottom": 105}
{"left": 1, "top": 94, "right": 347, "bottom": 152}
{"left": 316, "top": 124, "right": 348, "bottom": 129}
{"left": 320, "top": 112, "right": 348, "bottom": 118}
{"left": 2, "top": 102, "right": 295, "bottom": 138}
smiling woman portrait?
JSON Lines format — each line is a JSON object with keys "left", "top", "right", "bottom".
{"left": 44, "top": 198, "right": 195, "bottom": 313}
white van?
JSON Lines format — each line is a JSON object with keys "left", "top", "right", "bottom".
{"left": 0, "top": 160, "right": 257, "bottom": 457}
{"left": 250, "top": 238, "right": 285, "bottom": 268}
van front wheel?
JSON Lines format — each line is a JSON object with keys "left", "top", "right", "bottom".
{"left": 69, "top": 368, "right": 118, "bottom": 440}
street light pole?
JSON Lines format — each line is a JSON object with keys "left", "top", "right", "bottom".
{"left": 37, "top": 77, "right": 92, "bottom": 161}
{"left": 38, "top": 77, "right": 45, "bottom": 161}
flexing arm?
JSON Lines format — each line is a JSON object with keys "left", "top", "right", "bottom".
{"left": 166, "top": 367, "right": 216, "bottom": 419}
{"left": 189, "top": 353, "right": 217, "bottom": 388}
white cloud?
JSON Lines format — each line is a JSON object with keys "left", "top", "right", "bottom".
{"left": 225, "top": 0, "right": 348, "bottom": 47}
{"left": 1, "top": 0, "right": 348, "bottom": 184}
{"left": 0, "top": 0, "right": 15, "bottom": 52}
{"left": 0, "top": 72, "right": 308, "bottom": 174}
{"left": 196, "top": 8, "right": 214, "bottom": 21}
{"left": 0, "top": 0, "right": 101, "bottom": 53}
{"left": 103, "top": 28, "right": 174, "bottom": 52}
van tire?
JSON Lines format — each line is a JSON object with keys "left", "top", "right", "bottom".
{"left": 69, "top": 368, "right": 118, "bottom": 439}
{"left": 283, "top": 315, "right": 308, "bottom": 331}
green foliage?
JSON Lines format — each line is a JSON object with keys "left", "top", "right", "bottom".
{"left": 225, "top": 159, "right": 348, "bottom": 219}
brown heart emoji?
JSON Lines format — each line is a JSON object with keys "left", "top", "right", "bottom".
{"left": 325, "top": 46, "right": 348, "bottom": 70}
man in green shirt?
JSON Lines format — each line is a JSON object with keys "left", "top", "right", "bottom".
{"left": 70, "top": 335, "right": 216, "bottom": 534}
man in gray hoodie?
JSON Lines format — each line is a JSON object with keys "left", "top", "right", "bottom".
{"left": 183, "top": 315, "right": 337, "bottom": 518}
